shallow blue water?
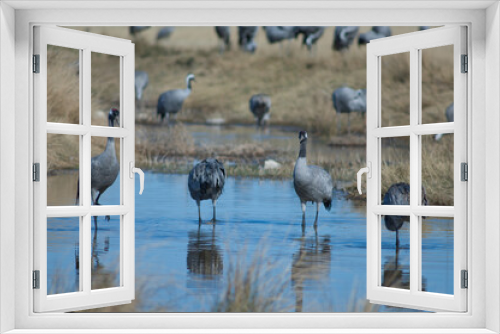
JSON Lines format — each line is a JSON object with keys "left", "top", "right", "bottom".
{"left": 47, "top": 172, "right": 453, "bottom": 312}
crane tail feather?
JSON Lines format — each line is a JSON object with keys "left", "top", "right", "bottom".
{"left": 323, "top": 199, "right": 332, "bottom": 211}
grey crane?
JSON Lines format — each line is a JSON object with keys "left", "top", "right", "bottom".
{"left": 333, "top": 26, "right": 359, "bottom": 51}
{"left": 135, "top": 70, "right": 149, "bottom": 113}
{"left": 263, "top": 26, "right": 297, "bottom": 52}
{"left": 238, "top": 26, "right": 258, "bottom": 53}
{"left": 332, "top": 86, "right": 366, "bottom": 135}
{"left": 215, "top": 26, "right": 231, "bottom": 54}
{"left": 295, "top": 26, "right": 325, "bottom": 52}
{"left": 188, "top": 158, "right": 226, "bottom": 223}
{"left": 76, "top": 108, "right": 120, "bottom": 231}
{"left": 249, "top": 94, "right": 271, "bottom": 127}
{"left": 293, "top": 131, "right": 333, "bottom": 225}
{"left": 157, "top": 74, "right": 195, "bottom": 124}
{"left": 434, "top": 103, "right": 454, "bottom": 141}
{"left": 156, "top": 26, "right": 175, "bottom": 42}
{"left": 372, "top": 26, "right": 392, "bottom": 36}
{"left": 358, "top": 26, "right": 392, "bottom": 45}
{"left": 382, "top": 182, "right": 428, "bottom": 248}
{"left": 129, "top": 26, "right": 150, "bottom": 36}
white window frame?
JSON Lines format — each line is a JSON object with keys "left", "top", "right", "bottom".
{"left": 33, "top": 25, "right": 136, "bottom": 313}
{"left": 1, "top": 1, "right": 498, "bottom": 333}
{"left": 366, "top": 26, "right": 467, "bottom": 312}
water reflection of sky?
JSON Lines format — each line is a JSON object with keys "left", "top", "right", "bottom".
{"left": 47, "top": 172, "right": 453, "bottom": 312}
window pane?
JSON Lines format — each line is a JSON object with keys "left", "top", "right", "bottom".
{"left": 91, "top": 52, "right": 121, "bottom": 127}
{"left": 47, "top": 45, "right": 80, "bottom": 124}
{"left": 47, "top": 134, "right": 80, "bottom": 206}
{"left": 421, "top": 134, "right": 454, "bottom": 206}
{"left": 421, "top": 45, "right": 454, "bottom": 124}
{"left": 92, "top": 215, "right": 121, "bottom": 290}
{"left": 380, "top": 215, "right": 410, "bottom": 290}
{"left": 47, "top": 217, "right": 80, "bottom": 295}
{"left": 381, "top": 137, "right": 410, "bottom": 204}
{"left": 422, "top": 216, "right": 453, "bottom": 294}
{"left": 91, "top": 136, "right": 121, "bottom": 207}
{"left": 381, "top": 52, "right": 410, "bottom": 127}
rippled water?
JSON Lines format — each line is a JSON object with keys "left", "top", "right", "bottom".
{"left": 47, "top": 171, "right": 453, "bottom": 312}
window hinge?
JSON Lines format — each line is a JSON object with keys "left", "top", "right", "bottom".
{"left": 461, "top": 270, "right": 468, "bottom": 289}
{"left": 33, "top": 163, "right": 40, "bottom": 182}
{"left": 33, "top": 270, "right": 40, "bottom": 289}
{"left": 461, "top": 162, "right": 468, "bottom": 181}
{"left": 461, "top": 54, "right": 468, "bottom": 73}
{"left": 33, "top": 54, "right": 40, "bottom": 73}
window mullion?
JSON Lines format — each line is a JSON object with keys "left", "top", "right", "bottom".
{"left": 81, "top": 47, "right": 92, "bottom": 294}
{"left": 409, "top": 47, "right": 420, "bottom": 295}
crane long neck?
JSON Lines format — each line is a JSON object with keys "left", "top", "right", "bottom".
{"left": 106, "top": 136, "right": 116, "bottom": 153}
{"left": 108, "top": 115, "right": 115, "bottom": 127}
{"left": 187, "top": 79, "right": 193, "bottom": 90}
{"left": 299, "top": 139, "right": 307, "bottom": 159}
{"left": 106, "top": 116, "right": 117, "bottom": 153}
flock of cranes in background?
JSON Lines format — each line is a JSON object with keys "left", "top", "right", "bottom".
{"left": 130, "top": 25, "right": 400, "bottom": 54}
{"left": 85, "top": 26, "right": 452, "bottom": 247}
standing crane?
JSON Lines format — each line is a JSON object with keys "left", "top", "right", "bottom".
{"left": 134, "top": 70, "right": 149, "bottom": 113}
{"left": 157, "top": 74, "right": 195, "bottom": 124}
{"left": 249, "top": 94, "right": 271, "bottom": 128}
{"left": 358, "top": 26, "right": 392, "bottom": 45}
{"left": 333, "top": 26, "right": 359, "bottom": 51}
{"left": 215, "top": 26, "right": 231, "bottom": 54}
{"left": 295, "top": 26, "right": 325, "bottom": 53}
{"left": 238, "top": 26, "right": 258, "bottom": 53}
{"left": 382, "top": 182, "right": 428, "bottom": 248}
{"left": 293, "top": 131, "right": 333, "bottom": 225}
{"left": 188, "top": 159, "right": 226, "bottom": 223}
{"left": 332, "top": 86, "right": 367, "bottom": 135}
{"left": 76, "top": 108, "right": 120, "bottom": 230}
{"left": 156, "top": 27, "right": 175, "bottom": 42}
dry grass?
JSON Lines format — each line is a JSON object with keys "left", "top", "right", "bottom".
{"left": 421, "top": 135, "right": 454, "bottom": 206}
{"left": 47, "top": 46, "right": 80, "bottom": 124}
{"left": 212, "top": 244, "right": 293, "bottom": 312}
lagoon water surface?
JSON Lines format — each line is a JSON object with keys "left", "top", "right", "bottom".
{"left": 47, "top": 172, "right": 453, "bottom": 312}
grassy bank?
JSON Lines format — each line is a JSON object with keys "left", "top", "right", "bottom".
{"left": 46, "top": 26, "right": 454, "bottom": 206}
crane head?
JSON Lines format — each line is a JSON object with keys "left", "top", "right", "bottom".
{"left": 298, "top": 130, "right": 308, "bottom": 142}
{"left": 109, "top": 108, "right": 120, "bottom": 127}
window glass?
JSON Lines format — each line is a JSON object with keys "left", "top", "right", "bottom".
{"left": 47, "top": 45, "right": 80, "bottom": 124}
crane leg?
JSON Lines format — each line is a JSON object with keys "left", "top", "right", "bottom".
{"left": 95, "top": 193, "right": 110, "bottom": 222}
{"left": 91, "top": 191, "right": 98, "bottom": 230}
{"left": 314, "top": 202, "right": 320, "bottom": 226}
{"left": 75, "top": 178, "right": 80, "bottom": 205}
{"left": 212, "top": 199, "right": 217, "bottom": 223}
{"left": 197, "top": 201, "right": 201, "bottom": 224}
{"left": 396, "top": 229, "right": 400, "bottom": 249}
{"left": 94, "top": 193, "right": 102, "bottom": 230}
{"left": 301, "top": 202, "right": 306, "bottom": 225}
